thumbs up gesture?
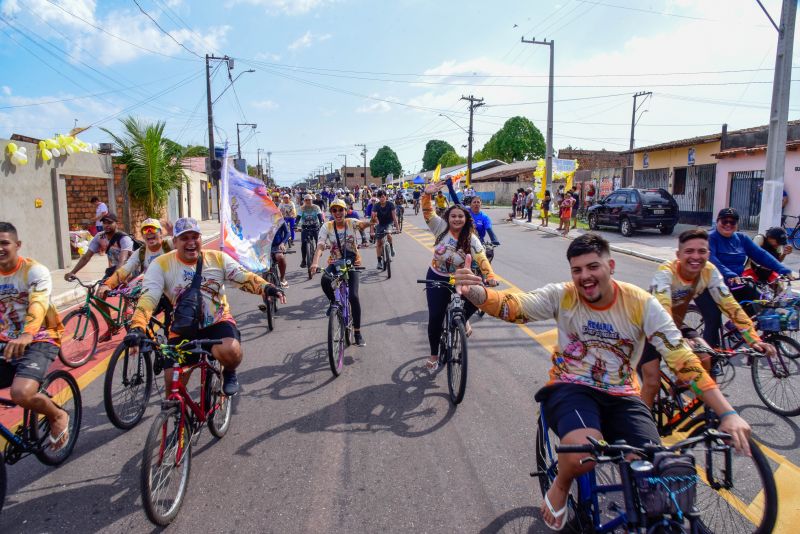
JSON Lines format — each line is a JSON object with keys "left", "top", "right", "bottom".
{"left": 453, "top": 253, "right": 484, "bottom": 296}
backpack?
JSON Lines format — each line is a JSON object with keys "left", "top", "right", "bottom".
{"left": 108, "top": 231, "right": 144, "bottom": 252}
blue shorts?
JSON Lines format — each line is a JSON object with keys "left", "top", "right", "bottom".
{"left": 535, "top": 383, "right": 660, "bottom": 448}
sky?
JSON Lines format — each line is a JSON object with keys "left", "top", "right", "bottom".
{"left": 1, "top": 0, "right": 799, "bottom": 185}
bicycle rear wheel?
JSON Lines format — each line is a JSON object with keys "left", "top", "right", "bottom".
{"left": 305, "top": 239, "right": 315, "bottom": 279}
{"left": 751, "top": 334, "right": 800, "bottom": 416}
{"left": 59, "top": 308, "right": 98, "bottom": 367}
{"left": 140, "top": 408, "right": 191, "bottom": 526}
{"left": 534, "top": 416, "right": 584, "bottom": 531}
{"left": 104, "top": 342, "right": 153, "bottom": 430}
{"left": 327, "top": 307, "right": 345, "bottom": 376}
{"left": 446, "top": 318, "right": 468, "bottom": 404}
{"left": 383, "top": 242, "right": 391, "bottom": 279}
{"left": 681, "top": 427, "right": 777, "bottom": 534}
{"left": 29, "top": 370, "right": 82, "bottom": 466}
{"left": 204, "top": 363, "right": 232, "bottom": 439}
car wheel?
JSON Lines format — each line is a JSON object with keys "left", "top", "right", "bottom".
{"left": 588, "top": 213, "right": 599, "bottom": 230}
{"left": 620, "top": 217, "right": 634, "bottom": 237}
{"left": 660, "top": 225, "right": 675, "bottom": 235}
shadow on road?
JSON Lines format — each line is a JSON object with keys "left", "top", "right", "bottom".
{"left": 479, "top": 506, "right": 545, "bottom": 533}
{"left": 737, "top": 403, "right": 800, "bottom": 452}
{"left": 234, "top": 357, "right": 456, "bottom": 457}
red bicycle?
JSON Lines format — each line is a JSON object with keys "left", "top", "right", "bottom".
{"left": 136, "top": 338, "right": 232, "bottom": 526}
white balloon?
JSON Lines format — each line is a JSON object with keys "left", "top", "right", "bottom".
{"left": 51, "top": 148, "right": 61, "bottom": 157}
{"left": 66, "top": 145, "right": 76, "bottom": 154}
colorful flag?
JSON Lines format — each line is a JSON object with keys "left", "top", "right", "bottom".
{"left": 220, "top": 148, "right": 284, "bottom": 273}
{"left": 431, "top": 163, "right": 442, "bottom": 183}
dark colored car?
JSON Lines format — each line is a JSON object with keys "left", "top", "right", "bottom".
{"left": 586, "top": 188, "right": 679, "bottom": 237}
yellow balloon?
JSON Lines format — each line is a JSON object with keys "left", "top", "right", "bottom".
{"left": 38, "top": 141, "right": 47, "bottom": 150}
{"left": 45, "top": 139, "right": 58, "bottom": 149}
{"left": 6, "top": 142, "right": 18, "bottom": 154}
{"left": 41, "top": 148, "right": 52, "bottom": 161}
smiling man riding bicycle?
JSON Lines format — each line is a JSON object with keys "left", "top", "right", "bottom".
{"left": 125, "top": 218, "right": 285, "bottom": 396}
{"left": 453, "top": 233, "right": 751, "bottom": 531}
{"left": 0, "top": 222, "right": 70, "bottom": 451}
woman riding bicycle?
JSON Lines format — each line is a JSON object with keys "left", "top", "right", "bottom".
{"left": 309, "top": 199, "right": 370, "bottom": 347}
{"left": 444, "top": 178, "right": 500, "bottom": 260}
{"left": 421, "top": 182, "right": 498, "bottom": 370}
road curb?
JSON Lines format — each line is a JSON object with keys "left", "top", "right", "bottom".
{"left": 509, "top": 219, "right": 665, "bottom": 264}
{"left": 53, "top": 232, "right": 221, "bottom": 311}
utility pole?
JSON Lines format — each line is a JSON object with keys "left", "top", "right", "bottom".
{"left": 206, "top": 54, "right": 234, "bottom": 223}
{"left": 236, "top": 123, "right": 256, "bottom": 161}
{"left": 760, "top": 0, "right": 797, "bottom": 232}
{"left": 267, "top": 151, "right": 272, "bottom": 186}
{"left": 338, "top": 154, "right": 347, "bottom": 187}
{"left": 628, "top": 91, "right": 652, "bottom": 187}
{"left": 257, "top": 148, "right": 263, "bottom": 181}
{"left": 460, "top": 95, "right": 485, "bottom": 187}
{"left": 355, "top": 144, "right": 367, "bottom": 186}
{"left": 521, "top": 37, "right": 554, "bottom": 189}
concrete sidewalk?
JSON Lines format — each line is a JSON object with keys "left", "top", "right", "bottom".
{"left": 51, "top": 218, "right": 222, "bottom": 310}
{"left": 505, "top": 215, "right": 800, "bottom": 273}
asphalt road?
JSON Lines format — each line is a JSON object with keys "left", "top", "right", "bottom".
{"left": 3, "top": 208, "right": 799, "bottom": 533}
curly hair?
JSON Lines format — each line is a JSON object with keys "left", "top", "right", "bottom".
{"left": 435, "top": 205, "right": 476, "bottom": 254}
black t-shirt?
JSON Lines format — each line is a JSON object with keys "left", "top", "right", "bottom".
{"left": 374, "top": 201, "right": 396, "bottom": 225}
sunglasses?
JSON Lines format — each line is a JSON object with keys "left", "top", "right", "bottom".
{"left": 142, "top": 227, "right": 159, "bottom": 235}
{"left": 718, "top": 219, "right": 738, "bottom": 227}
{"left": 330, "top": 207, "right": 344, "bottom": 213}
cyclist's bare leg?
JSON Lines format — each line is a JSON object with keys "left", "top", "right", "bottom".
{"left": 275, "top": 252, "right": 287, "bottom": 282}
{"left": 543, "top": 427, "right": 603, "bottom": 527}
{"left": 96, "top": 299, "right": 115, "bottom": 330}
{"left": 211, "top": 337, "right": 242, "bottom": 371}
{"left": 10, "top": 376, "right": 69, "bottom": 446}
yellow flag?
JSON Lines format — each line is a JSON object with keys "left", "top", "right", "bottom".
{"left": 566, "top": 172, "right": 574, "bottom": 192}
{"left": 431, "top": 163, "right": 442, "bottom": 183}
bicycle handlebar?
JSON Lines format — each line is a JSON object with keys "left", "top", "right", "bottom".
{"left": 68, "top": 277, "right": 101, "bottom": 290}
{"left": 555, "top": 429, "right": 733, "bottom": 458}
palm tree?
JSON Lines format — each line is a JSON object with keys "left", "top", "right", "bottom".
{"left": 102, "top": 116, "right": 186, "bottom": 218}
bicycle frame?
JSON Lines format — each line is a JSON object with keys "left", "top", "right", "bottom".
{"left": 334, "top": 275, "right": 351, "bottom": 327}
{"left": 163, "top": 359, "right": 219, "bottom": 462}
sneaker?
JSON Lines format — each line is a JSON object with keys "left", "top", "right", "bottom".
{"left": 280, "top": 279, "right": 289, "bottom": 288}
{"left": 300, "top": 260, "right": 307, "bottom": 268}
{"left": 377, "top": 258, "right": 384, "bottom": 269}
{"left": 222, "top": 371, "right": 240, "bottom": 396}
{"left": 354, "top": 332, "right": 366, "bottom": 346}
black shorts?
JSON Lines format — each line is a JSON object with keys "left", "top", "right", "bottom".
{"left": 171, "top": 321, "right": 240, "bottom": 366}
{"left": 535, "top": 383, "right": 660, "bottom": 448}
{"left": 639, "top": 327, "right": 700, "bottom": 366}
{"left": 0, "top": 342, "right": 59, "bottom": 388}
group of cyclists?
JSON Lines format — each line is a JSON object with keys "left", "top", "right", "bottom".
{"left": 1, "top": 171, "right": 797, "bottom": 529}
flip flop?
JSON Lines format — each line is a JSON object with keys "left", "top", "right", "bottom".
{"left": 542, "top": 492, "right": 568, "bottom": 531}
{"left": 425, "top": 358, "right": 439, "bottom": 372}
{"left": 48, "top": 415, "right": 70, "bottom": 452}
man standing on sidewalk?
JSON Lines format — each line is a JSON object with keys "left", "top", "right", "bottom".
{"left": 571, "top": 187, "right": 580, "bottom": 230}
{"left": 525, "top": 187, "right": 535, "bottom": 223}
{"left": 90, "top": 196, "right": 108, "bottom": 235}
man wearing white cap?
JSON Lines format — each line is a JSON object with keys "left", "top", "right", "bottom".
{"left": 126, "top": 217, "right": 285, "bottom": 396}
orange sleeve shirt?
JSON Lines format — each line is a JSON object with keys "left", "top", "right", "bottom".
{"left": 0, "top": 257, "right": 63, "bottom": 346}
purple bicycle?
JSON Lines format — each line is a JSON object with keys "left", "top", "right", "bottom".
{"left": 321, "top": 259, "right": 364, "bottom": 376}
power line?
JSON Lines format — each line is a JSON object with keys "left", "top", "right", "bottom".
{"left": 131, "top": 0, "right": 203, "bottom": 58}
{"left": 575, "top": 0, "right": 724, "bottom": 21}
{"left": 40, "top": 0, "right": 197, "bottom": 62}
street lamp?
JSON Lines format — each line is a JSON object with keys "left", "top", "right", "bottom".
{"left": 213, "top": 69, "right": 255, "bottom": 104}
{"left": 438, "top": 113, "right": 468, "bottom": 134}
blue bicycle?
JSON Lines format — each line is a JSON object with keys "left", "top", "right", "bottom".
{"left": 0, "top": 344, "right": 82, "bottom": 512}
{"left": 534, "top": 408, "right": 777, "bottom": 533}
{"left": 321, "top": 259, "right": 364, "bottom": 377}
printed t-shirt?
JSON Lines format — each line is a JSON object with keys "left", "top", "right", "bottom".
{"left": 131, "top": 250, "right": 267, "bottom": 332}
{"left": 435, "top": 195, "right": 448, "bottom": 209}
{"left": 95, "top": 202, "right": 108, "bottom": 230}
{"left": 650, "top": 259, "right": 760, "bottom": 344}
{"left": 298, "top": 205, "right": 323, "bottom": 228}
{"left": 0, "top": 257, "right": 62, "bottom": 346}
{"left": 317, "top": 219, "right": 363, "bottom": 266}
{"left": 278, "top": 201, "right": 297, "bottom": 219}
{"left": 479, "top": 280, "right": 715, "bottom": 397}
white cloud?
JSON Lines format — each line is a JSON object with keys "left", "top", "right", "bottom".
{"left": 287, "top": 30, "right": 331, "bottom": 50}
{"left": 252, "top": 99, "right": 279, "bottom": 110}
{"left": 227, "top": 0, "right": 333, "bottom": 16}
{"left": 1, "top": 86, "right": 11, "bottom": 96}
{"left": 255, "top": 51, "right": 282, "bottom": 62}
{"left": 356, "top": 94, "right": 393, "bottom": 114}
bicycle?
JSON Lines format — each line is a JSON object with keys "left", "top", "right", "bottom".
{"left": 102, "top": 314, "right": 169, "bottom": 430}
{"left": 300, "top": 225, "right": 320, "bottom": 280}
{"left": 0, "top": 344, "right": 82, "bottom": 513}
{"left": 684, "top": 296, "right": 800, "bottom": 416}
{"left": 417, "top": 278, "right": 468, "bottom": 404}
{"left": 60, "top": 278, "right": 142, "bottom": 368}
{"left": 413, "top": 199, "right": 420, "bottom": 215}
{"left": 396, "top": 205, "right": 405, "bottom": 232}
{"left": 375, "top": 229, "right": 397, "bottom": 279}
{"left": 138, "top": 338, "right": 232, "bottom": 526}
{"left": 534, "top": 411, "right": 777, "bottom": 533}
{"left": 781, "top": 214, "right": 800, "bottom": 248}
{"left": 320, "top": 260, "right": 364, "bottom": 377}
{"left": 258, "top": 249, "right": 295, "bottom": 331}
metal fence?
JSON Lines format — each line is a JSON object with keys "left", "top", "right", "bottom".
{"left": 729, "top": 170, "right": 764, "bottom": 231}
{"left": 634, "top": 168, "right": 669, "bottom": 189}
{"left": 673, "top": 164, "right": 716, "bottom": 226}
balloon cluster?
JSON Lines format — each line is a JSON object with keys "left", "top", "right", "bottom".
{"left": 38, "top": 134, "right": 97, "bottom": 162}
{"left": 5, "top": 142, "right": 29, "bottom": 166}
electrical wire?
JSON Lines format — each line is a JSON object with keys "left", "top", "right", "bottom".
{"left": 131, "top": 0, "right": 203, "bottom": 58}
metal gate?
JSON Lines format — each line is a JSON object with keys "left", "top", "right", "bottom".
{"left": 634, "top": 168, "right": 669, "bottom": 190}
{"left": 673, "top": 164, "right": 715, "bottom": 225}
{"left": 729, "top": 170, "right": 764, "bottom": 231}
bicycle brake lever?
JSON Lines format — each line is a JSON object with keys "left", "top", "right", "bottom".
{"left": 579, "top": 456, "right": 598, "bottom": 465}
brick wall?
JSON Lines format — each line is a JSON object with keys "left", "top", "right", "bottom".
{"left": 557, "top": 148, "right": 628, "bottom": 170}
{"left": 64, "top": 175, "right": 115, "bottom": 231}
{"left": 112, "top": 163, "right": 166, "bottom": 239}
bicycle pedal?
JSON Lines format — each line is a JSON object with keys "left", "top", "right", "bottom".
{"left": 258, "top": 304, "right": 267, "bottom": 312}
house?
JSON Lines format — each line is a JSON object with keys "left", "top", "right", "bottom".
{"left": 557, "top": 148, "right": 628, "bottom": 170}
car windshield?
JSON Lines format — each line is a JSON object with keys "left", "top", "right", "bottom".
{"left": 640, "top": 190, "right": 670, "bottom": 205}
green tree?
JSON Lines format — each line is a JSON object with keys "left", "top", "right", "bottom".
{"left": 480, "top": 116, "right": 545, "bottom": 162}
{"left": 473, "top": 149, "right": 487, "bottom": 163}
{"left": 183, "top": 145, "right": 209, "bottom": 157}
{"left": 102, "top": 116, "right": 187, "bottom": 218}
{"left": 438, "top": 150, "right": 466, "bottom": 167}
{"left": 370, "top": 145, "right": 402, "bottom": 181}
{"left": 421, "top": 139, "right": 455, "bottom": 171}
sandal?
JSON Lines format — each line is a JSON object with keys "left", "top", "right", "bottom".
{"left": 542, "top": 492, "right": 568, "bottom": 531}
{"left": 425, "top": 357, "right": 439, "bottom": 371}
{"left": 48, "top": 413, "right": 70, "bottom": 452}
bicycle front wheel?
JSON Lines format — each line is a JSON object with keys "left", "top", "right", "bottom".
{"left": 305, "top": 239, "right": 315, "bottom": 279}
{"left": 204, "top": 364, "right": 232, "bottom": 439}
{"left": 30, "top": 370, "right": 82, "bottom": 466}
{"left": 446, "top": 319, "right": 468, "bottom": 404}
{"left": 327, "top": 307, "right": 345, "bottom": 376}
{"left": 59, "top": 308, "right": 98, "bottom": 367}
{"left": 104, "top": 342, "right": 153, "bottom": 430}
{"left": 266, "top": 271, "right": 280, "bottom": 316}
{"left": 140, "top": 408, "right": 192, "bottom": 526}
{"left": 751, "top": 334, "right": 800, "bottom": 416}
{"left": 683, "top": 428, "right": 777, "bottom": 534}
